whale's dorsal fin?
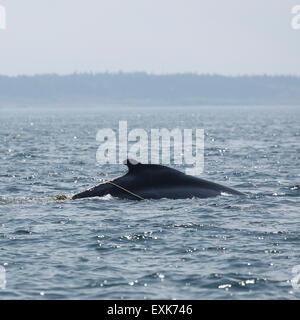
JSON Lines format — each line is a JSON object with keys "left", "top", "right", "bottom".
{"left": 123, "top": 158, "right": 141, "bottom": 172}
{"left": 123, "top": 158, "right": 186, "bottom": 175}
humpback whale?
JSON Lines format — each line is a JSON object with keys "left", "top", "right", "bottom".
{"left": 72, "top": 159, "right": 244, "bottom": 200}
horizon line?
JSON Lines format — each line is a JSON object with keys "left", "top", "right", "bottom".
{"left": 1, "top": 71, "right": 300, "bottom": 78}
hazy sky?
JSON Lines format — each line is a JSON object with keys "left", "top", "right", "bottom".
{"left": 0, "top": 0, "right": 299, "bottom": 76}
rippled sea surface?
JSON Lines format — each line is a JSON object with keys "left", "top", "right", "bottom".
{"left": 0, "top": 105, "right": 299, "bottom": 300}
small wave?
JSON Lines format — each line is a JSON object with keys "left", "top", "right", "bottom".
{"left": 221, "top": 192, "right": 233, "bottom": 197}
{"left": 13, "top": 229, "right": 32, "bottom": 235}
{"left": 99, "top": 194, "right": 114, "bottom": 201}
{"left": 120, "top": 231, "right": 158, "bottom": 242}
{"left": 272, "top": 192, "right": 286, "bottom": 197}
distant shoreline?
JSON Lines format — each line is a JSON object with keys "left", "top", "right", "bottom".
{"left": 1, "top": 72, "right": 300, "bottom": 106}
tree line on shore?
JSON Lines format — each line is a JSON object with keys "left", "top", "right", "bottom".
{"left": 0, "top": 72, "right": 299, "bottom": 105}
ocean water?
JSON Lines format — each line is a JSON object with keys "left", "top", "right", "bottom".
{"left": 0, "top": 105, "right": 299, "bottom": 300}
